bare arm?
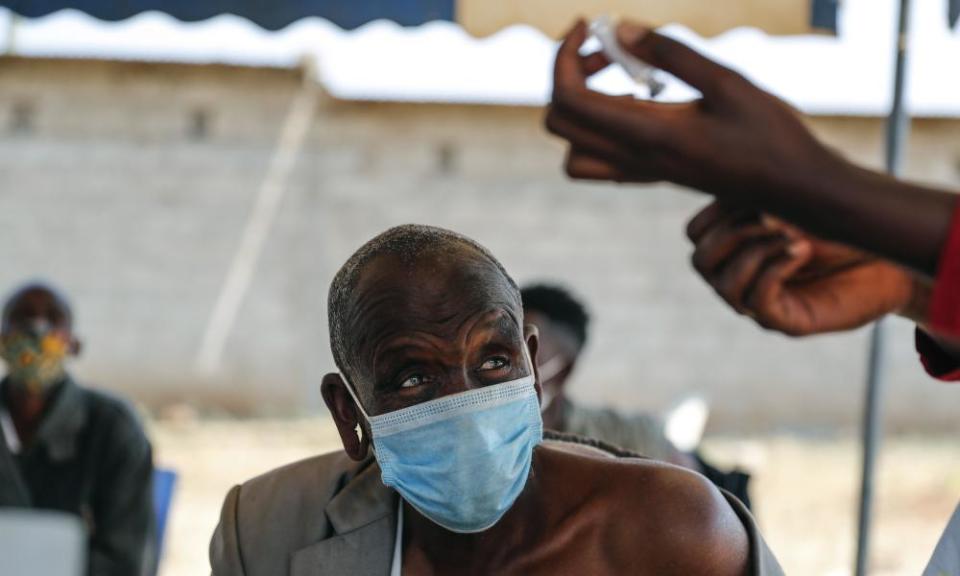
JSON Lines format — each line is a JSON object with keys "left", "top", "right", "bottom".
{"left": 547, "top": 21, "right": 957, "bottom": 278}
{"left": 639, "top": 467, "right": 754, "bottom": 575}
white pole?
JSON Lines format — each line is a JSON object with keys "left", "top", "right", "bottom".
{"left": 195, "top": 61, "right": 318, "bottom": 374}
{"left": 854, "top": 0, "right": 911, "bottom": 573}
{"left": 4, "top": 11, "right": 18, "bottom": 55}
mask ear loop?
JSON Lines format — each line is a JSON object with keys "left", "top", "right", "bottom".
{"left": 537, "top": 355, "right": 570, "bottom": 383}
{"left": 341, "top": 377, "right": 372, "bottom": 424}
{"left": 341, "top": 377, "right": 378, "bottom": 458}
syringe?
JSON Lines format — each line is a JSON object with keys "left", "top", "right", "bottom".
{"left": 589, "top": 15, "right": 666, "bottom": 98}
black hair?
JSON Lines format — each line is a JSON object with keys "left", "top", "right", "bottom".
{"left": 520, "top": 284, "right": 589, "bottom": 351}
{"left": 1, "top": 281, "right": 74, "bottom": 332}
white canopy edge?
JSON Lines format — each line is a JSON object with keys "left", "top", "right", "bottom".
{"left": 1, "top": 0, "right": 959, "bottom": 117}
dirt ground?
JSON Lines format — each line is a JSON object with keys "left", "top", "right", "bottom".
{"left": 149, "top": 418, "right": 960, "bottom": 575}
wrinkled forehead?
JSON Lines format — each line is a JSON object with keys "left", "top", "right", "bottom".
{"left": 346, "top": 250, "right": 522, "bottom": 369}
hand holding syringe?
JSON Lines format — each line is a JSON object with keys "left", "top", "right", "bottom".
{"left": 589, "top": 15, "right": 666, "bottom": 98}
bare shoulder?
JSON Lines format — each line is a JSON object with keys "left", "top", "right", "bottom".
{"left": 624, "top": 462, "right": 750, "bottom": 574}
{"left": 538, "top": 443, "right": 750, "bottom": 575}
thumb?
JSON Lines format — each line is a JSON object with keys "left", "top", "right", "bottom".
{"left": 616, "top": 22, "right": 745, "bottom": 101}
{"left": 748, "top": 240, "right": 813, "bottom": 313}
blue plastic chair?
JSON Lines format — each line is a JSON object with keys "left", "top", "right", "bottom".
{"left": 152, "top": 468, "right": 178, "bottom": 573}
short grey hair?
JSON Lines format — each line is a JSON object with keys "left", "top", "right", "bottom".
{"left": 328, "top": 224, "right": 519, "bottom": 388}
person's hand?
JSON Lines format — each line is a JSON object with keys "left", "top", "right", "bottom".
{"left": 686, "top": 202, "right": 917, "bottom": 336}
{"left": 545, "top": 20, "right": 842, "bottom": 204}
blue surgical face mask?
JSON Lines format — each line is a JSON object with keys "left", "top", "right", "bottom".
{"left": 345, "top": 360, "right": 543, "bottom": 533}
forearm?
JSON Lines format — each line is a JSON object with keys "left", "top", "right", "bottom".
{"left": 752, "top": 155, "right": 956, "bottom": 279}
{"left": 900, "top": 273, "right": 960, "bottom": 352}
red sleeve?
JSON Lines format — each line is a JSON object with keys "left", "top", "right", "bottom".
{"left": 927, "top": 199, "right": 960, "bottom": 336}
{"left": 916, "top": 328, "right": 960, "bottom": 381}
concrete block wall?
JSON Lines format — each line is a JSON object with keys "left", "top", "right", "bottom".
{"left": 2, "top": 56, "right": 960, "bottom": 432}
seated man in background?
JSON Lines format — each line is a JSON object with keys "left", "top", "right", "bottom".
{"left": 0, "top": 282, "right": 154, "bottom": 576}
{"left": 522, "top": 283, "right": 752, "bottom": 508}
{"left": 210, "top": 224, "right": 781, "bottom": 575}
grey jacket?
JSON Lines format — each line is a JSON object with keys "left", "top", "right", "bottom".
{"left": 210, "top": 440, "right": 783, "bottom": 576}
{"left": 0, "top": 377, "right": 154, "bottom": 576}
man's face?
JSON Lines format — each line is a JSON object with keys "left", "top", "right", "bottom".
{"left": 346, "top": 251, "right": 535, "bottom": 416}
{"left": 1, "top": 287, "right": 77, "bottom": 391}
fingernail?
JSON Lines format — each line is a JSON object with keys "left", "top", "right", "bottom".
{"left": 616, "top": 22, "right": 652, "bottom": 47}
{"left": 787, "top": 241, "right": 809, "bottom": 257}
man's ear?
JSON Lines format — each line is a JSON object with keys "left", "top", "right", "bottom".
{"left": 523, "top": 324, "right": 542, "bottom": 402}
{"left": 321, "top": 373, "right": 371, "bottom": 461}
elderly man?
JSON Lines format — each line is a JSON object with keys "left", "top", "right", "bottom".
{"left": 210, "top": 224, "right": 780, "bottom": 575}
{"left": 0, "top": 282, "right": 154, "bottom": 575}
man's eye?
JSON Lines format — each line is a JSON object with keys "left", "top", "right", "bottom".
{"left": 479, "top": 357, "right": 509, "bottom": 371}
{"left": 400, "top": 374, "right": 425, "bottom": 389}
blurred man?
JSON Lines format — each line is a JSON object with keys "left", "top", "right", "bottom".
{"left": 523, "top": 284, "right": 678, "bottom": 460}
{"left": 522, "top": 283, "right": 751, "bottom": 507}
{"left": 0, "top": 282, "right": 154, "bottom": 576}
{"left": 211, "top": 225, "right": 781, "bottom": 575}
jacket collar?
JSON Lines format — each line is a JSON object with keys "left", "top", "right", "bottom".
{"left": 325, "top": 458, "right": 395, "bottom": 534}
{"left": 291, "top": 458, "right": 398, "bottom": 576}
{"left": 2, "top": 376, "right": 87, "bottom": 462}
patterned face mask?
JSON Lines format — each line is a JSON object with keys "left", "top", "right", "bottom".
{"left": 0, "top": 331, "right": 70, "bottom": 393}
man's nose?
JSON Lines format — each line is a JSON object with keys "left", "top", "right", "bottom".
{"left": 446, "top": 368, "right": 483, "bottom": 395}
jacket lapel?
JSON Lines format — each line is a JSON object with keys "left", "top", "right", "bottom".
{"left": 291, "top": 461, "right": 397, "bottom": 576}
{"left": 0, "top": 379, "right": 31, "bottom": 505}
{"left": 31, "top": 378, "right": 87, "bottom": 463}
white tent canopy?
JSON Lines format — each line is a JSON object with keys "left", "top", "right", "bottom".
{"left": 1, "top": 0, "right": 958, "bottom": 116}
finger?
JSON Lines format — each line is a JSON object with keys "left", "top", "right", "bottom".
{"left": 564, "top": 150, "right": 660, "bottom": 183}
{"left": 692, "top": 223, "right": 783, "bottom": 276}
{"left": 686, "top": 201, "right": 759, "bottom": 242}
{"left": 553, "top": 22, "right": 669, "bottom": 146}
{"left": 565, "top": 151, "right": 623, "bottom": 181}
{"left": 616, "top": 22, "right": 748, "bottom": 102}
{"left": 746, "top": 241, "right": 814, "bottom": 318}
{"left": 545, "top": 107, "right": 636, "bottom": 164}
{"left": 553, "top": 20, "right": 590, "bottom": 97}
{"left": 713, "top": 236, "right": 793, "bottom": 313}
{"left": 581, "top": 50, "right": 611, "bottom": 76}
